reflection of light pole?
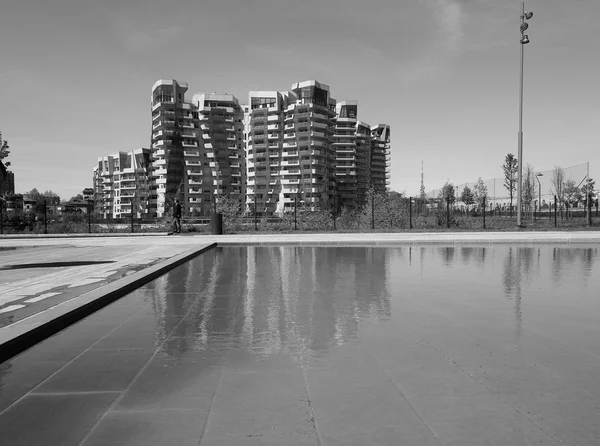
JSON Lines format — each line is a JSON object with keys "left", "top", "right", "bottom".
{"left": 517, "top": 2, "right": 533, "bottom": 227}
{"left": 535, "top": 173, "right": 543, "bottom": 221}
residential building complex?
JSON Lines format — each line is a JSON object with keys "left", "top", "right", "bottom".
{"left": 93, "top": 79, "right": 391, "bottom": 218}
{"left": 93, "top": 148, "right": 152, "bottom": 218}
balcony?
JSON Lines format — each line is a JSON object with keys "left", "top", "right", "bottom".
{"left": 182, "top": 142, "right": 198, "bottom": 148}
{"left": 282, "top": 142, "right": 297, "bottom": 149}
{"left": 152, "top": 100, "right": 174, "bottom": 111}
{"left": 184, "top": 151, "right": 200, "bottom": 157}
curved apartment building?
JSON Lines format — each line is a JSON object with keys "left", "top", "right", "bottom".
{"left": 151, "top": 80, "right": 245, "bottom": 217}
{"left": 370, "top": 124, "right": 391, "bottom": 193}
{"left": 192, "top": 93, "right": 245, "bottom": 215}
{"left": 151, "top": 80, "right": 198, "bottom": 217}
{"left": 287, "top": 80, "right": 337, "bottom": 211}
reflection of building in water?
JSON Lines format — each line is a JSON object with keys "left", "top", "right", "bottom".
{"left": 233, "top": 247, "right": 391, "bottom": 357}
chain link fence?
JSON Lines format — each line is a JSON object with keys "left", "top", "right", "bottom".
{"left": 427, "top": 162, "right": 591, "bottom": 211}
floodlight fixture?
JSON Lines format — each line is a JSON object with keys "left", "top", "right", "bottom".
{"left": 525, "top": 11, "right": 533, "bottom": 20}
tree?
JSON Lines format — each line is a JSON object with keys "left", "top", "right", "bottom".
{"left": 563, "top": 180, "right": 581, "bottom": 212}
{"left": 581, "top": 177, "right": 596, "bottom": 200}
{"left": 379, "top": 191, "right": 404, "bottom": 227}
{"left": 69, "top": 193, "right": 84, "bottom": 202}
{"left": 24, "top": 189, "right": 60, "bottom": 217}
{"left": 503, "top": 153, "right": 518, "bottom": 213}
{"left": 550, "top": 166, "right": 566, "bottom": 216}
{"left": 473, "top": 177, "right": 488, "bottom": 210}
{"left": 522, "top": 165, "right": 535, "bottom": 215}
{"left": 460, "top": 186, "right": 475, "bottom": 211}
{"left": 0, "top": 131, "right": 10, "bottom": 168}
{"left": 438, "top": 181, "right": 456, "bottom": 207}
{"left": 581, "top": 177, "right": 596, "bottom": 216}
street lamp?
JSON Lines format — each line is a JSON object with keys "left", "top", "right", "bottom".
{"left": 517, "top": 2, "right": 533, "bottom": 227}
{"left": 535, "top": 173, "right": 543, "bottom": 221}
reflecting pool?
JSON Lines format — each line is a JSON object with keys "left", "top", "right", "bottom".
{"left": 1, "top": 245, "right": 599, "bottom": 446}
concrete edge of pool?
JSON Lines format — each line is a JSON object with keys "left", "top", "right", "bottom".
{"left": 0, "top": 242, "right": 217, "bottom": 363}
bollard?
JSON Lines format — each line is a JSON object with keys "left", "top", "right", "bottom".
{"left": 211, "top": 213, "right": 223, "bottom": 235}
{"left": 554, "top": 195, "right": 557, "bottom": 228}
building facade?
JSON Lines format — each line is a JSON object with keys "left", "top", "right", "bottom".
{"left": 151, "top": 80, "right": 199, "bottom": 217}
{"left": 191, "top": 93, "right": 246, "bottom": 215}
{"left": 370, "top": 124, "right": 391, "bottom": 194}
{"left": 93, "top": 148, "right": 152, "bottom": 218}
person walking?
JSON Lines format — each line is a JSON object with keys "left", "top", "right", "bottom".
{"left": 174, "top": 198, "right": 182, "bottom": 233}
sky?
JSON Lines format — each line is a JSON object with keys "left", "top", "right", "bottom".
{"left": 1, "top": 0, "right": 599, "bottom": 201}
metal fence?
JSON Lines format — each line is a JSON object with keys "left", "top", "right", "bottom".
{"left": 2, "top": 197, "right": 599, "bottom": 235}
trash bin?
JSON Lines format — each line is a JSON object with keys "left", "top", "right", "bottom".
{"left": 211, "top": 213, "right": 223, "bottom": 235}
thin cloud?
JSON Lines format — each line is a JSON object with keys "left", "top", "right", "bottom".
{"left": 399, "top": 0, "right": 466, "bottom": 84}
{"left": 434, "top": 0, "right": 465, "bottom": 53}
{"left": 115, "top": 18, "right": 183, "bottom": 52}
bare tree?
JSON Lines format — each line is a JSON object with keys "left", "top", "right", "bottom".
{"left": 473, "top": 177, "right": 488, "bottom": 211}
{"left": 522, "top": 164, "right": 535, "bottom": 216}
{"left": 551, "top": 166, "right": 566, "bottom": 217}
{"left": 503, "top": 153, "right": 518, "bottom": 214}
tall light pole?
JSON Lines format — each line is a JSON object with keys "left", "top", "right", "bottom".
{"left": 535, "top": 172, "right": 543, "bottom": 221}
{"left": 517, "top": 2, "right": 533, "bottom": 227}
